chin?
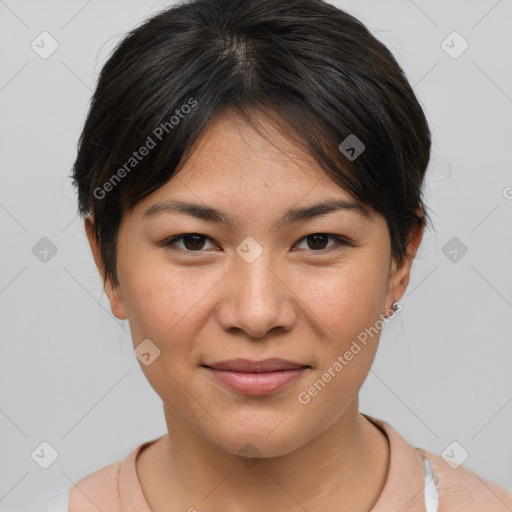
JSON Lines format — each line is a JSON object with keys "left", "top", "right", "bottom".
{"left": 206, "top": 415, "right": 311, "bottom": 459}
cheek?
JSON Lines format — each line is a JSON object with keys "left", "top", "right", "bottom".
{"left": 295, "top": 267, "right": 385, "bottom": 419}
{"left": 295, "top": 260, "right": 388, "bottom": 340}
{"left": 119, "top": 262, "right": 221, "bottom": 345}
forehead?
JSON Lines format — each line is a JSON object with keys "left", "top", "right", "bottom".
{"left": 161, "top": 111, "right": 349, "bottom": 197}
{"left": 186, "top": 110, "right": 328, "bottom": 177}
{"left": 129, "top": 110, "right": 377, "bottom": 230}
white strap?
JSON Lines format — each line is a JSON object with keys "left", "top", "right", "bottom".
{"left": 423, "top": 457, "right": 439, "bottom": 511}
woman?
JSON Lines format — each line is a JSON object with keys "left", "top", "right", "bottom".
{"left": 50, "top": 0, "right": 512, "bottom": 510}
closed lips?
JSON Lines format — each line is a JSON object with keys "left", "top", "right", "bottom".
{"left": 202, "top": 358, "right": 311, "bottom": 372}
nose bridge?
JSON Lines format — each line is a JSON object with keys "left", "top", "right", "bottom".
{"left": 219, "top": 238, "right": 295, "bottom": 338}
{"left": 237, "top": 242, "right": 282, "bottom": 308}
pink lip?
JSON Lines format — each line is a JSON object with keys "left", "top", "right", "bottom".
{"left": 202, "top": 358, "right": 310, "bottom": 396}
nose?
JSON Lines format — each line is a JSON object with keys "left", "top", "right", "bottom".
{"left": 215, "top": 252, "right": 298, "bottom": 339}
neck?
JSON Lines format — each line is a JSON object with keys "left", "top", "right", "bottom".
{"left": 137, "top": 399, "right": 390, "bottom": 512}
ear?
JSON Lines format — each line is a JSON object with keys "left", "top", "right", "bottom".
{"left": 385, "top": 219, "right": 426, "bottom": 310}
{"left": 84, "top": 215, "right": 128, "bottom": 320}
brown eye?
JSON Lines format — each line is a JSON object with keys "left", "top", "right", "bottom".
{"left": 305, "top": 234, "right": 329, "bottom": 250}
{"left": 294, "top": 233, "right": 349, "bottom": 252}
{"left": 161, "top": 233, "right": 217, "bottom": 252}
{"left": 159, "top": 232, "right": 350, "bottom": 254}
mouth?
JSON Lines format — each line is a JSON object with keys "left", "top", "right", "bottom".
{"left": 202, "top": 358, "right": 312, "bottom": 395}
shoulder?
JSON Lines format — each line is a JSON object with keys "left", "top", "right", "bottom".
{"left": 68, "top": 437, "right": 162, "bottom": 511}
{"left": 417, "top": 448, "right": 512, "bottom": 512}
{"left": 68, "top": 457, "right": 123, "bottom": 511}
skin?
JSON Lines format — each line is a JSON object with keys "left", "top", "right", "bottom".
{"left": 85, "top": 109, "right": 424, "bottom": 512}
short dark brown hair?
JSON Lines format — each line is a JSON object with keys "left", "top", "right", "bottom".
{"left": 71, "top": 0, "right": 432, "bottom": 289}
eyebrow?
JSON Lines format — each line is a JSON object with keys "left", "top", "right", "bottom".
{"left": 142, "top": 199, "right": 373, "bottom": 228}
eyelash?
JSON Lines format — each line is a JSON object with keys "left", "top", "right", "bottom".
{"left": 158, "top": 233, "right": 352, "bottom": 254}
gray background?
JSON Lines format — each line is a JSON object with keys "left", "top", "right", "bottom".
{"left": 0, "top": 0, "right": 511, "bottom": 510}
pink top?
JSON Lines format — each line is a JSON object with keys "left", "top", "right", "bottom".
{"left": 66, "top": 415, "right": 512, "bottom": 511}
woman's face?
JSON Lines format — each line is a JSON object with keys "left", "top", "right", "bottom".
{"left": 88, "top": 111, "right": 421, "bottom": 457}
